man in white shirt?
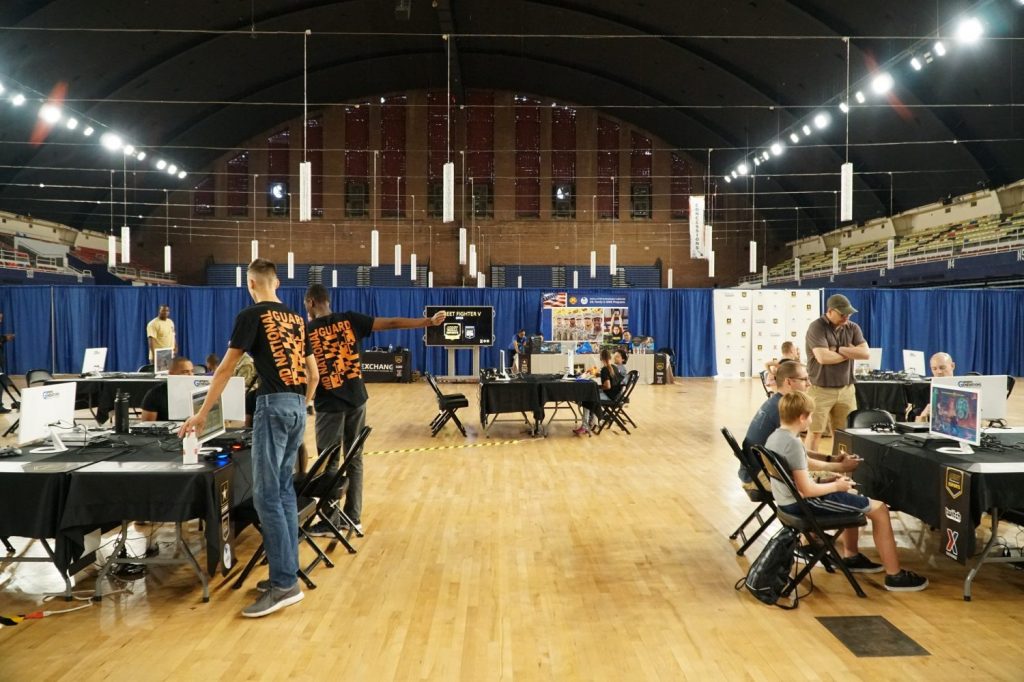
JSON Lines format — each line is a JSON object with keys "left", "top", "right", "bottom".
{"left": 146, "top": 304, "right": 176, "bottom": 362}
{"left": 916, "top": 352, "right": 956, "bottom": 422}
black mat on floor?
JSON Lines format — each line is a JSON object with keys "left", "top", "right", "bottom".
{"left": 816, "top": 616, "right": 929, "bottom": 658}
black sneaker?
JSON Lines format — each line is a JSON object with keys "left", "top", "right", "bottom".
{"left": 307, "top": 518, "right": 339, "bottom": 538}
{"left": 255, "top": 579, "right": 272, "bottom": 593}
{"left": 885, "top": 569, "right": 929, "bottom": 592}
{"left": 0, "top": 406, "right": 10, "bottom": 414}
{"left": 842, "top": 552, "right": 884, "bottom": 573}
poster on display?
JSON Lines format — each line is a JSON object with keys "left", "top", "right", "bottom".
{"left": 713, "top": 290, "right": 752, "bottom": 379}
{"left": 939, "top": 466, "right": 973, "bottom": 565}
{"left": 424, "top": 306, "right": 494, "bottom": 346}
{"left": 541, "top": 292, "right": 629, "bottom": 345}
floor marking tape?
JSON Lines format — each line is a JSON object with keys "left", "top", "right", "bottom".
{"left": 366, "top": 439, "right": 521, "bottom": 455}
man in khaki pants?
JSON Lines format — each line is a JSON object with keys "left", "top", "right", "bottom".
{"left": 805, "top": 294, "right": 870, "bottom": 452}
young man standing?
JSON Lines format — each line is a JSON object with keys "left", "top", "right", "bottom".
{"left": 181, "top": 259, "right": 318, "bottom": 618}
{"left": 303, "top": 284, "right": 444, "bottom": 535}
{"left": 146, "top": 304, "right": 176, "bottom": 362}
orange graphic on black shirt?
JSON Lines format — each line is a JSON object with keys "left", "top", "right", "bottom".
{"left": 260, "top": 309, "right": 308, "bottom": 386}
{"left": 310, "top": 319, "right": 361, "bottom": 390}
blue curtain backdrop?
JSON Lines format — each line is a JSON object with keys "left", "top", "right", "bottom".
{"left": 826, "top": 288, "right": 1024, "bottom": 376}
{"left": 0, "top": 285, "right": 716, "bottom": 377}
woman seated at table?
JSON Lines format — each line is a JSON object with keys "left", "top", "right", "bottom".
{"left": 574, "top": 349, "right": 623, "bottom": 436}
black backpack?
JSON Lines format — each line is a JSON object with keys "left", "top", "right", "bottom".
{"left": 735, "top": 527, "right": 800, "bottom": 609}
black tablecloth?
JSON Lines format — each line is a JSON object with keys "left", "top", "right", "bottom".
{"left": 46, "top": 377, "right": 164, "bottom": 424}
{"left": 840, "top": 430, "right": 1024, "bottom": 527}
{"left": 854, "top": 379, "right": 931, "bottom": 418}
{"left": 479, "top": 374, "right": 600, "bottom": 426}
{"left": 362, "top": 349, "right": 412, "bottom": 383}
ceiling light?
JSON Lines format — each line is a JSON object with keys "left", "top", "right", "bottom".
{"left": 100, "top": 132, "right": 123, "bottom": 151}
{"left": 855, "top": 91, "right": 866, "bottom": 103}
{"left": 910, "top": 57, "right": 923, "bottom": 71}
{"left": 380, "top": 96, "right": 386, "bottom": 104}
{"left": 737, "top": 163, "right": 749, "bottom": 176}
{"left": 813, "top": 113, "right": 830, "bottom": 129}
{"left": 38, "top": 104, "right": 61, "bottom": 124}
{"left": 177, "top": 170, "right": 187, "bottom": 179}
{"left": 789, "top": 132, "right": 800, "bottom": 144}
{"left": 753, "top": 158, "right": 761, "bottom": 167}
{"left": 731, "top": 170, "right": 738, "bottom": 178}
{"left": 83, "top": 126, "right": 94, "bottom": 136}
{"left": 770, "top": 142, "right": 784, "bottom": 156}
{"left": 66, "top": 117, "right": 78, "bottom": 130}
{"left": 167, "top": 164, "right": 178, "bottom": 175}
{"left": 871, "top": 72, "right": 894, "bottom": 95}
{"left": 136, "top": 151, "right": 146, "bottom": 161}
{"left": 934, "top": 41, "right": 947, "bottom": 57}
{"left": 762, "top": 151, "right": 770, "bottom": 161}
{"left": 0, "top": 82, "right": 4, "bottom": 95}
{"left": 839, "top": 102, "right": 849, "bottom": 113}
{"left": 156, "top": 159, "right": 167, "bottom": 170}
{"left": 955, "top": 17, "right": 983, "bottom": 44}
{"left": 724, "top": 175, "right": 731, "bottom": 183}
{"left": 11, "top": 93, "right": 26, "bottom": 106}
{"left": 123, "top": 144, "right": 135, "bottom": 156}
{"left": 802, "top": 124, "right": 811, "bottom": 136}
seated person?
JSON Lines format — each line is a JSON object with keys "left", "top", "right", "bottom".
{"left": 763, "top": 341, "right": 801, "bottom": 391}
{"left": 205, "top": 353, "right": 220, "bottom": 374}
{"left": 742, "top": 361, "right": 857, "bottom": 485}
{"left": 613, "top": 349, "right": 628, "bottom": 375}
{"left": 140, "top": 356, "right": 194, "bottom": 421}
{"left": 765, "top": 391, "right": 928, "bottom": 591}
{"left": 575, "top": 349, "right": 622, "bottom": 436}
{"left": 620, "top": 330, "right": 634, "bottom": 352}
{"left": 916, "top": 352, "right": 956, "bottom": 422}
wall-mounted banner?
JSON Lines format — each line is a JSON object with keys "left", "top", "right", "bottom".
{"left": 689, "top": 195, "right": 706, "bottom": 259}
{"left": 541, "top": 292, "right": 629, "bottom": 343}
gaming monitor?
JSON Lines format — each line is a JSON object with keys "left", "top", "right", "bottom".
{"left": 166, "top": 376, "right": 246, "bottom": 421}
{"left": 931, "top": 375, "right": 1008, "bottom": 422}
{"left": 190, "top": 387, "right": 226, "bottom": 445}
{"left": 18, "top": 382, "right": 77, "bottom": 452}
{"left": 82, "top": 347, "right": 107, "bottom": 374}
{"left": 902, "top": 350, "right": 925, "bottom": 376}
{"left": 153, "top": 347, "right": 174, "bottom": 375}
{"left": 929, "top": 384, "right": 980, "bottom": 453}
{"left": 423, "top": 306, "right": 494, "bottom": 346}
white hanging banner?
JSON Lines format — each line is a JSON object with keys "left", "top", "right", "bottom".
{"left": 410, "top": 253, "right": 417, "bottom": 281}
{"left": 794, "top": 256, "right": 801, "bottom": 283}
{"left": 235, "top": 265, "right": 242, "bottom": 288}
{"left": 762, "top": 264, "right": 768, "bottom": 286}
{"left": 704, "top": 224, "right": 713, "bottom": 257}
{"left": 887, "top": 238, "right": 895, "bottom": 269}
{"left": 442, "top": 162, "right": 455, "bottom": 223}
{"left": 370, "top": 229, "right": 379, "bottom": 267}
{"left": 708, "top": 251, "right": 716, "bottom": 278}
{"left": 331, "top": 269, "right": 338, "bottom": 288}
{"left": 427, "top": 270, "right": 434, "bottom": 288}
{"left": 250, "top": 239, "right": 259, "bottom": 262}
{"left": 609, "top": 243, "right": 617, "bottom": 275}
{"left": 469, "top": 244, "right": 477, "bottom": 277}
{"left": 120, "top": 226, "right": 131, "bottom": 264}
{"left": 476, "top": 272, "right": 485, "bottom": 288}
{"left": 589, "top": 250, "right": 597, "bottom": 278}
{"left": 458, "top": 227, "right": 467, "bottom": 265}
{"left": 572, "top": 270, "right": 579, "bottom": 289}
{"left": 689, "top": 195, "right": 706, "bottom": 258}
{"left": 394, "top": 244, "right": 402, "bottom": 276}
{"left": 840, "top": 162, "right": 853, "bottom": 222}
{"left": 287, "top": 251, "right": 295, "bottom": 279}
{"left": 517, "top": 274, "right": 523, "bottom": 289}
{"left": 163, "top": 244, "right": 172, "bottom": 273}
{"left": 299, "top": 161, "right": 312, "bottom": 221}
{"left": 832, "top": 246, "right": 840, "bottom": 274}
{"left": 749, "top": 240, "right": 757, "bottom": 273}
{"left": 108, "top": 234, "right": 117, "bottom": 267}
{"left": 667, "top": 267, "right": 673, "bottom": 289}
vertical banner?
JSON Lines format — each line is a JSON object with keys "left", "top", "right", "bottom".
{"left": 120, "top": 226, "right": 131, "bottom": 264}
{"left": 749, "top": 240, "right": 757, "bottom": 273}
{"left": 840, "top": 162, "right": 853, "bottom": 222}
{"left": 712, "top": 290, "right": 752, "bottom": 379}
{"left": 442, "top": 161, "right": 455, "bottom": 222}
{"left": 689, "top": 195, "right": 705, "bottom": 258}
{"left": 939, "top": 466, "right": 973, "bottom": 565}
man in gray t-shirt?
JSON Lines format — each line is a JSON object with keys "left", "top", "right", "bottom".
{"left": 804, "top": 293, "right": 870, "bottom": 452}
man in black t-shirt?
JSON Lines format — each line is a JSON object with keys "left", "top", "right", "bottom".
{"left": 303, "top": 284, "right": 445, "bottom": 535}
{"left": 140, "top": 356, "right": 194, "bottom": 421}
{"left": 181, "top": 259, "right": 318, "bottom": 619}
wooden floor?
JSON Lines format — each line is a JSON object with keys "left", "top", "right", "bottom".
{"left": 3, "top": 378, "right": 1024, "bottom": 680}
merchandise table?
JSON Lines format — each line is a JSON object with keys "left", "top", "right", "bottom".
{"left": 837, "top": 428, "right": 1024, "bottom": 599}
{"left": 479, "top": 374, "right": 601, "bottom": 436}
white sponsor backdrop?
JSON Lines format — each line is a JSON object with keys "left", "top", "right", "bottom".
{"left": 714, "top": 289, "right": 821, "bottom": 379}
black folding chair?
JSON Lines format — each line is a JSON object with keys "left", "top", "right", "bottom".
{"left": 751, "top": 444, "right": 868, "bottom": 599}
{"left": 25, "top": 369, "right": 53, "bottom": 387}
{"left": 425, "top": 373, "right": 468, "bottom": 436}
{"left": 593, "top": 370, "right": 639, "bottom": 435}
{"left": 232, "top": 445, "right": 338, "bottom": 590}
{"left": 759, "top": 370, "right": 773, "bottom": 398}
{"left": 137, "top": 364, "right": 154, "bottom": 373}
{"left": 721, "top": 428, "right": 777, "bottom": 556}
{"left": 299, "top": 425, "right": 373, "bottom": 574}
{"left": 846, "top": 409, "right": 895, "bottom": 429}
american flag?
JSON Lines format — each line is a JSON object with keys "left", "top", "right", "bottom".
{"left": 542, "top": 292, "right": 566, "bottom": 308}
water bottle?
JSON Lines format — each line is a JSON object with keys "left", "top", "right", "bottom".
{"left": 114, "top": 390, "right": 130, "bottom": 434}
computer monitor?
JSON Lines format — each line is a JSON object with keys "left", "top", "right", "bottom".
{"left": 929, "top": 383, "right": 980, "bottom": 454}
{"left": 931, "top": 375, "right": 1008, "bottom": 423}
{"left": 18, "top": 382, "right": 77, "bottom": 453}
{"left": 854, "top": 347, "right": 883, "bottom": 374}
{"left": 82, "top": 347, "right": 107, "bottom": 374}
{"left": 903, "top": 349, "right": 925, "bottom": 376}
{"left": 153, "top": 347, "right": 174, "bottom": 375}
{"left": 190, "top": 387, "right": 226, "bottom": 445}
{"left": 167, "top": 375, "right": 246, "bottom": 421}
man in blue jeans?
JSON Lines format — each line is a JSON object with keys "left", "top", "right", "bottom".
{"left": 181, "top": 258, "right": 318, "bottom": 618}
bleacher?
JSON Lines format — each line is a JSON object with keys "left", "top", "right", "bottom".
{"left": 493, "top": 264, "right": 661, "bottom": 288}
{"left": 0, "top": 235, "right": 94, "bottom": 284}
{"left": 205, "top": 263, "right": 426, "bottom": 287}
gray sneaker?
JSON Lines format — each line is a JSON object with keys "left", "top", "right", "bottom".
{"left": 241, "top": 583, "right": 304, "bottom": 617}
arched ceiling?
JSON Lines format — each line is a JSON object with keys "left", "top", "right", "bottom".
{"left": 0, "top": 0, "right": 1021, "bottom": 238}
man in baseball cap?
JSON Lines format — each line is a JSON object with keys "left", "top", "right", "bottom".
{"left": 804, "top": 293, "right": 870, "bottom": 453}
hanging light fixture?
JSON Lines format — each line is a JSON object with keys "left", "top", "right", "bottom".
{"left": 236, "top": 265, "right": 242, "bottom": 288}
{"left": 235, "top": 220, "right": 242, "bottom": 287}
{"left": 517, "top": 274, "right": 523, "bottom": 288}
{"left": 163, "top": 191, "right": 172, "bottom": 274}
{"left": 469, "top": 243, "right": 477, "bottom": 277}
{"left": 371, "top": 152, "right": 379, "bottom": 267}
{"left": 442, "top": 36, "right": 455, "bottom": 226}
{"left": 394, "top": 175, "right": 402, "bottom": 277}
{"left": 749, "top": 240, "right": 757, "bottom": 273}
{"left": 251, "top": 239, "right": 259, "bottom": 262}
{"left": 609, "top": 176, "right": 617, "bottom": 275}
{"left": 299, "top": 31, "right": 313, "bottom": 222}
{"left": 120, "top": 158, "right": 131, "bottom": 263}
{"left": 708, "top": 251, "right": 715, "bottom": 278}
{"left": 459, "top": 227, "right": 467, "bottom": 265}
{"left": 331, "top": 269, "right": 338, "bottom": 288}
{"left": 667, "top": 268, "right": 673, "bottom": 288}
{"left": 108, "top": 233, "right": 117, "bottom": 267}
{"left": 762, "top": 264, "right": 768, "bottom": 286}
{"left": 832, "top": 246, "right": 840, "bottom": 275}
{"left": 251, "top": 172, "right": 259, "bottom": 263}
{"left": 477, "top": 271, "right": 485, "bottom": 288}
{"left": 572, "top": 270, "right": 579, "bottom": 289}
{"left": 590, "top": 194, "right": 598, "bottom": 277}
{"left": 410, "top": 195, "right": 417, "bottom": 281}
{"left": 331, "top": 223, "right": 338, "bottom": 288}
{"left": 287, "top": 192, "right": 294, "bottom": 279}
{"left": 428, "top": 271, "right": 434, "bottom": 288}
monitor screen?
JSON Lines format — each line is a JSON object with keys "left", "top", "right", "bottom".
{"left": 902, "top": 349, "right": 925, "bottom": 375}
{"left": 854, "top": 347, "right": 883, "bottom": 374}
{"left": 190, "top": 388, "right": 226, "bottom": 445}
{"left": 154, "top": 347, "right": 174, "bottom": 375}
{"left": 929, "top": 384, "right": 980, "bottom": 446}
{"left": 423, "top": 306, "right": 494, "bottom": 346}
{"left": 18, "top": 382, "right": 77, "bottom": 446}
{"left": 82, "top": 347, "right": 108, "bottom": 374}
{"left": 931, "top": 375, "right": 1008, "bottom": 422}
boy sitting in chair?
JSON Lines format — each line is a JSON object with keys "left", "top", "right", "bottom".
{"left": 765, "top": 391, "right": 929, "bottom": 592}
